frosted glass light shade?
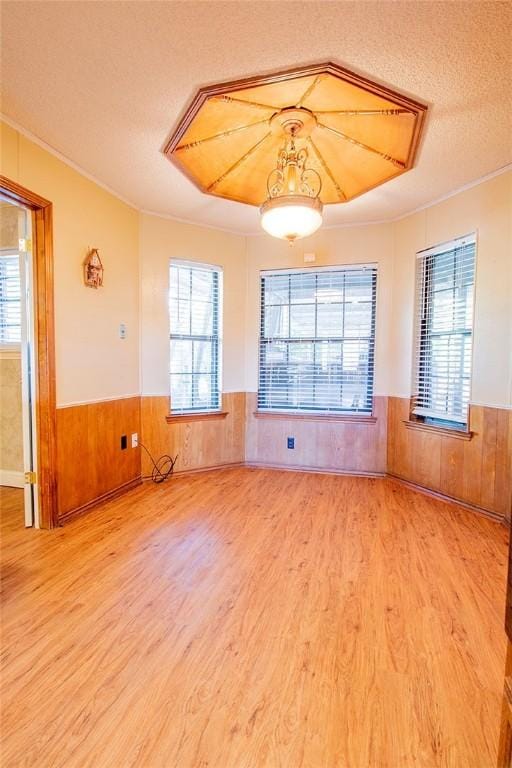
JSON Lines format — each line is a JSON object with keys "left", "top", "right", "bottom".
{"left": 260, "top": 195, "right": 323, "bottom": 242}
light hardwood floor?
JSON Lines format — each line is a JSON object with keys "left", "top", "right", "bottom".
{"left": 0, "top": 470, "right": 508, "bottom": 768}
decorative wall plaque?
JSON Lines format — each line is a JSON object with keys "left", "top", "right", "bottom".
{"left": 84, "top": 248, "right": 103, "bottom": 289}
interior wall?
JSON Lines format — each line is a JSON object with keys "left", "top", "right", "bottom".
{"left": 1, "top": 121, "right": 142, "bottom": 518}
{"left": 139, "top": 212, "right": 247, "bottom": 472}
{"left": 387, "top": 171, "right": 512, "bottom": 520}
{"left": 244, "top": 222, "right": 393, "bottom": 473}
{"left": 1, "top": 118, "right": 510, "bottom": 522}
{"left": 389, "top": 172, "right": 512, "bottom": 406}
{"left": 245, "top": 223, "right": 394, "bottom": 395}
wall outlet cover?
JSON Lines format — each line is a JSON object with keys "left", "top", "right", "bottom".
{"left": 287, "top": 437, "right": 295, "bottom": 449}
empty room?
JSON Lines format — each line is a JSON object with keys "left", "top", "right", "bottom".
{"left": 1, "top": 1, "right": 511, "bottom": 766}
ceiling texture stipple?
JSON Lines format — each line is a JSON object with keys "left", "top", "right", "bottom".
{"left": 1, "top": 1, "right": 511, "bottom": 233}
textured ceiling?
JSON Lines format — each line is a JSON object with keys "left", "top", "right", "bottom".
{"left": 1, "top": 1, "right": 511, "bottom": 233}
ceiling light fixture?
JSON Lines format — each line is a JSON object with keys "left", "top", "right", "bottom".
{"left": 260, "top": 108, "right": 322, "bottom": 243}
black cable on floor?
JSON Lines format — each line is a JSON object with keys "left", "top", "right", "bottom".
{"left": 139, "top": 441, "right": 178, "bottom": 484}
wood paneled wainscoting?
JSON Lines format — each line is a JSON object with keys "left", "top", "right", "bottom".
{"left": 140, "top": 393, "right": 246, "bottom": 476}
{"left": 245, "top": 394, "right": 388, "bottom": 475}
{"left": 54, "top": 393, "right": 511, "bottom": 526}
{"left": 56, "top": 396, "right": 141, "bottom": 522}
{"left": 387, "top": 397, "right": 512, "bottom": 522}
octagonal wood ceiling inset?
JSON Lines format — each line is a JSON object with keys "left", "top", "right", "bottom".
{"left": 164, "top": 62, "right": 428, "bottom": 207}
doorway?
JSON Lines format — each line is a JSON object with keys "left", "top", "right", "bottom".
{"left": 0, "top": 199, "right": 38, "bottom": 527}
{"left": 0, "top": 175, "right": 57, "bottom": 529}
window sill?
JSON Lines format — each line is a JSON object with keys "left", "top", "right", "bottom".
{"left": 166, "top": 411, "right": 228, "bottom": 424}
{"left": 403, "top": 419, "right": 473, "bottom": 441}
{"left": 254, "top": 411, "right": 377, "bottom": 424}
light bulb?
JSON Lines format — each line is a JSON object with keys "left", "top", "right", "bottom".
{"left": 260, "top": 196, "right": 323, "bottom": 243}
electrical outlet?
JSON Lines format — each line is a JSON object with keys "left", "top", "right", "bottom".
{"left": 119, "top": 323, "right": 127, "bottom": 339}
{"left": 121, "top": 435, "right": 127, "bottom": 450}
{"left": 287, "top": 437, "right": 295, "bottom": 449}
{"left": 131, "top": 433, "right": 138, "bottom": 448}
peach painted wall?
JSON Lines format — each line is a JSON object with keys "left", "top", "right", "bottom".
{"left": 390, "top": 171, "right": 512, "bottom": 408}
{"left": 1, "top": 121, "right": 140, "bottom": 406}
{"left": 139, "top": 212, "right": 247, "bottom": 398}
{"left": 245, "top": 222, "right": 395, "bottom": 397}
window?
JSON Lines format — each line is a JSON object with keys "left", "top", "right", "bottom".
{"left": 412, "top": 233, "right": 476, "bottom": 430}
{"left": 169, "top": 261, "right": 222, "bottom": 414}
{"left": 0, "top": 252, "right": 21, "bottom": 344}
{"left": 258, "top": 265, "right": 377, "bottom": 414}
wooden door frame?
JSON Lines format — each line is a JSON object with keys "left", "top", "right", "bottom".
{"left": 1, "top": 175, "right": 57, "bottom": 528}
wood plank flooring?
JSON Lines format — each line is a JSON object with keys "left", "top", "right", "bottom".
{"left": 0, "top": 469, "right": 509, "bottom": 767}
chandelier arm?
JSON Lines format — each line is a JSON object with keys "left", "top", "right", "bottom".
{"left": 299, "top": 168, "right": 322, "bottom": 198}
{"left": 176, "top": 119, "right": 270, "bottom": 151}
{"left": 207, "top": 131, "right": 274, "bottom": 191}
{"left": 267, "top": 168, "right": 285, "bottom": 198}
{"left": 317, "top": 122, "right": 407, "bottom": 169}
{"left": 307, "top": 137, "right": 347, "bottom": 201}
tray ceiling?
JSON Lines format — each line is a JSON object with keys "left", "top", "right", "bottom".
{"left": 165, "top": 63, "right": 427, "bottom": 207}
{"left": 1, "top": 2, "right": 510, "bottom": 233}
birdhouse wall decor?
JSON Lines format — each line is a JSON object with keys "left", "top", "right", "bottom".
{"left": 84, "top": 248, "right": 104, "bottom": 288}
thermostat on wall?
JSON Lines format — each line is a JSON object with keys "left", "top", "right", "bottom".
{"left": 303, "top": 252, "right": 316, "bottom": 263}
{"left": 119, "top": 323, "right": 127, "bottom": 339}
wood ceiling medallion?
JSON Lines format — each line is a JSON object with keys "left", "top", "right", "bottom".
{"left": 164, "top": 62, "right": 428, "bottom": 207}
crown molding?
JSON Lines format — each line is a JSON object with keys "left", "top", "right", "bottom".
{"left": 139, "top": 208, "right": 249, "bottom": 237}
{"left": 1, "top": 113, "right": 140, "bottom": 210}
{"left": 2, "top": 113, "right": 510, "bottom": 237}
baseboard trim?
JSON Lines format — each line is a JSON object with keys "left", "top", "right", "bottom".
{"left": 56, "top": 464, "right": 506, "bottom": 527}
{"left": 58, "top": 477, "right": 142, "bottom": 524}
{"left": 167, "top": 461, "right": 245, "bottom": 477}
{"left": 0, "top": 469, "right": 24, "bottom": 488}
{"left": 386, "top": 473, "right": 505, "bottom": 525}
{"left": 245, "top": 461, "right": 385, "bottom": 478}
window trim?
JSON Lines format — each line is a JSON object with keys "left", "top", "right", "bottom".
{"left": 410, "top": 232, "right": 477, "bottom": 433}
{"left": 169, "top": 259, "right": 223, "bottom": 416}
{"left": 166, "top": 410, "right": 228, "bottom": 424}
{"left": 257, "top": 263, "right": 378, "bottom": 418}
{"left": 253, "top": 409, "right": 377, "bottom": 423}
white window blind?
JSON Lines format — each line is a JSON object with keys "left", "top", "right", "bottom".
{"left": 0, "top": 253, "right": 21, "bottom": 344}
{"left": 169, "top": 261, "right": 222, "bottom": 413}
{"left": 258, "top": 265, "right": 377, "bottom": 414}
{"left": 412, "top": 234, "right": 476, "bottom": 427}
